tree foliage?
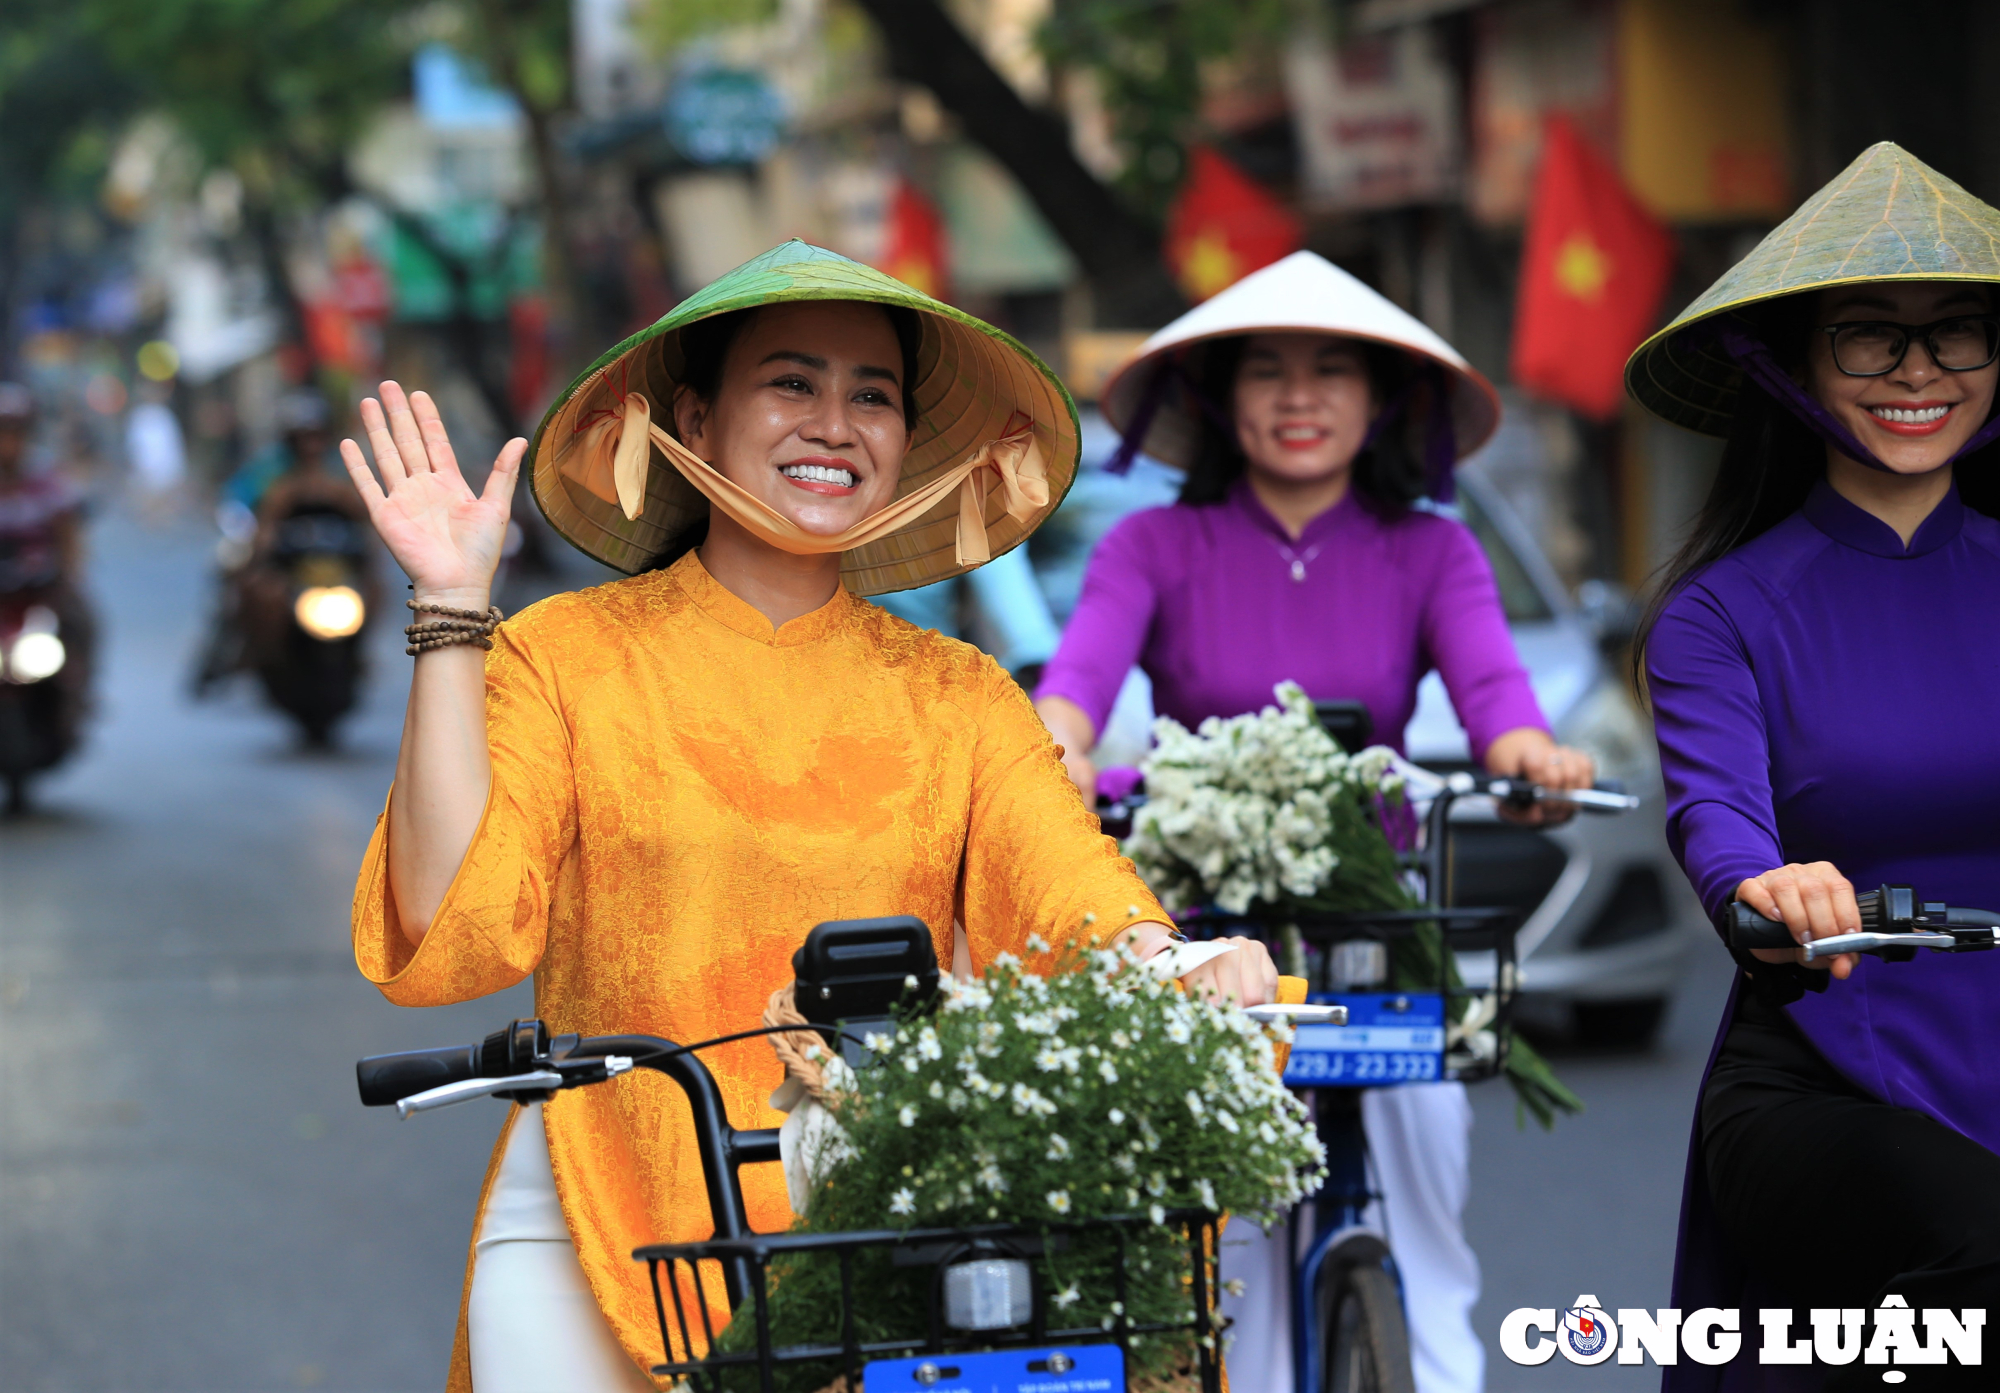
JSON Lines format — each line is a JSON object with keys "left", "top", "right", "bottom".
{"left": 631, "top": 0, "right": 782, "bottom": 55}
{"left": 1040, "top": 0, "right": 1295, "bottom": 216}
{"left": 80, "top": 0, "right": 412, "bottom": 207}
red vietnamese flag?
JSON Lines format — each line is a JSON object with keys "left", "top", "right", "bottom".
{"left": 880, "top": 178, "right": 951, "bottom": 302}
{"left": 1511, "top": 116, "right": 1675, "bottom": 419}
{"left": 1164, "top": 146, "right": 1303, "bottom": 302}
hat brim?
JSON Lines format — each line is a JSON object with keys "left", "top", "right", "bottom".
{"left": 1097, "top": 251, "right": 1500, "bottom": 471}
{"left": 1626, "top": 274, "right": 2000, "bottom": 438}
{"left": 1626, "top": 143, "right": 2000, "bottom": 437}
{"left": 528, "top": 241, "right": 1079, "bottom": 596}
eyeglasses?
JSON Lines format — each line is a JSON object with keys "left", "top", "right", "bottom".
{"left": 1821, "top": 315, "right": 2000, "bottom": 376}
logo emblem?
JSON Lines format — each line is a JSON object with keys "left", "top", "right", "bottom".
{"left": 1560, "top": 1294, "right": 1618, "bottom": 1365}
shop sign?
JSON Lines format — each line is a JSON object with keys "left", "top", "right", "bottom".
{"left": 665, "top": 68, "right": 785, "bottom": 167}
{"left": 1285, "top": 23, "right": 1461, "bottom": 211}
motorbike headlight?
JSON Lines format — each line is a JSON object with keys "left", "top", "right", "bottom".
{"left": 7, "top": 631, "right": 66, "bottom": 683}
{"left": 295, "top": 585, "right": 365, "bottom": 640}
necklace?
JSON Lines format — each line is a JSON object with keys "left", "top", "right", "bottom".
{"left": 1274, "top": 539, "right": 1322, "bottom": 582}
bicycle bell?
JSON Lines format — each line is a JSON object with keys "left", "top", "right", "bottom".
{"left": 792, "top": 917, "right": 941, "bottom": 1067}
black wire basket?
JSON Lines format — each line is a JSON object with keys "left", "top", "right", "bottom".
{"left": 1177, "top": 906, "right": 1523, "bottom": 1084}
{"left": 636, "top": 1210, "right": 1226, "bottom": 1393}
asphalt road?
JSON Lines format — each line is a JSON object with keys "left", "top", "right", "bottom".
{"left": 0, "top": 505, "right": 1733, "bottom": 1392}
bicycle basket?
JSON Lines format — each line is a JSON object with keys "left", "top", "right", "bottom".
{"left": 635, "top": 1210, "right": 1225, "bottom": 1393}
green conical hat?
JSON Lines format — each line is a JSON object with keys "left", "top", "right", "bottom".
{"left": 528, "top": 240, "right": 1079, "bottom": 595}
{"left": 1627, "top": 142, "right": 2000, "bottom": 436}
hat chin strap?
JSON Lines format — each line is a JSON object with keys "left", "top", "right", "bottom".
{"left": 563, "top": 394, "right": 1049, "bottom": 568}
{"left": 1710, "top": 321, "right": 2000, "bottom": 472}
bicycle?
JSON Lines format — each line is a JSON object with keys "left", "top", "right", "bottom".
{"left": 1106, "top": 763, "right": 1638, "bottom": 1393}
{"left": 355, "top": 919, "right": 1339, "bottom": 1393}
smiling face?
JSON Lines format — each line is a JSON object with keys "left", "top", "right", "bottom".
{"left": 1806, "top": 282, "right": 2000, "bottom": 474}
{"left": 673, "top": 301, "right": 911, "bottom": 537}
{"left": 1230, "top": 333, "right": 1377, "bottom": 487}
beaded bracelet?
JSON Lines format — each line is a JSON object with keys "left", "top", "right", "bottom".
{"left": 405, "top": 599, "right": 504, "bottom": 656}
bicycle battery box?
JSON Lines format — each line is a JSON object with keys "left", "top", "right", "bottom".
{"left": 793, "top": 917, "right": 940, "bottom": 1064}
{"left": 865, "top": 1344, "right": 1122, "bottom": 1393}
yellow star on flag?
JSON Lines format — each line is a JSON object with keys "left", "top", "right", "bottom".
{"left": 891, "top": 257, "right": 939, "bottom": 299}
{"left": 1554, "top": 233, "right": 1612, "bottom": 302}
{"left": 1178, "top": 230, "right": 1241, "bottom": 301}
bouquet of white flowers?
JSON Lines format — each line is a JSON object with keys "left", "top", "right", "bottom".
{"left": 715, "top": 938, "right": 1327, "bottom": 1389}
{"left": 1124, "top": 682, "right": 1580, "bottom": 1128}
{"left": 1125, "top": 682, "right": 1409, "bottom": 918}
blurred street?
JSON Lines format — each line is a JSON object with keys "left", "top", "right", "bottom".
{"left": 5, "top": 1, "right": 1999, "bottom": 1390}
{"left": 0, "top": 510, "right": 531, "bottom": 1392}
{"left": 0, "top": 505, "right": 1729, "bottom": 1392}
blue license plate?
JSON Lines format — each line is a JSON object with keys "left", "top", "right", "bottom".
{"left": 864, "top": 1345, "right": 1123, "bottom": 1393}
{"left": 1281, "top": 992, "right": 1445, "bottom": 1086}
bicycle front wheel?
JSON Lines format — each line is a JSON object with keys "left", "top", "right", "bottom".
{"left": 1315, "top": 1236, "right": 1416, "bottom": 1393}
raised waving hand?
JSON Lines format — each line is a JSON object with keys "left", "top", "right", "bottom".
{"left": 338, "top": 381, "right": 526, "bottom": 605}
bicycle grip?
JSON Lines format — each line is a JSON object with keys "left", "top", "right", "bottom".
{"left": 357, "top": 1043, "right": 483, "bottom": 1107}
{"left": 1724, "top": 901, "right": 1800, "bottom": 952}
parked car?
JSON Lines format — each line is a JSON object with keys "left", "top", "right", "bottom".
{"left": 1025, "top": 411, "right": 1702, "bottom": 1047}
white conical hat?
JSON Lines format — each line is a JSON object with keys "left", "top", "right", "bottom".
{"left": 1100, "top": 250, "right": 1501, "bottom": 471}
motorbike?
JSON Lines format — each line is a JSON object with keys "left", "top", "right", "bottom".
{"left": 238, "top": 500, "right": 372, "bottom": 746}
{"left": 0, "top": 530, "right": 90, "bottom": 815}
{"left": 0, "top": 587, "right": 84, "bottom": 814}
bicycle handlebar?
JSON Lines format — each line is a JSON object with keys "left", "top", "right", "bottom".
{"left": 1466, "top": 777, "right": 1639, "bottom": 813}
{"left": 1098, "top": 767, "right": 1641, "bottom": 816}
{"left": 1724, "top": 884, "right": 2000, "bottom": 960}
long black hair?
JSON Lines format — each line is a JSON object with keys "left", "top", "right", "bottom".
{"left": 647, "top": 303, "right": 923, "bottom": 571}
{"left": 1175, "top": 337, "right": 1431, "bottom": 516}
{"left": 1633, "top": 292, "right": 2000, "bottom": 669}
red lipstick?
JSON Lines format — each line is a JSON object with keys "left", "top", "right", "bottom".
{"left": 1864, "top": 400, "right": 1956, "bottom": 438}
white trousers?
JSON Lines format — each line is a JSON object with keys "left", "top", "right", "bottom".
{"left": 1216, "top": 1082, "right": 1483, "bottom": 1393}
{"left": 466, "top": 1104, "right": 655, "bottom": 1393}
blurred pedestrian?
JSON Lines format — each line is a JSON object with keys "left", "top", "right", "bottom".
{"left": 1033, "top": 251, "right": 1598, "bottom": 1393}
{"left": 124, "top": 381, "right": 186, "bottom": 519}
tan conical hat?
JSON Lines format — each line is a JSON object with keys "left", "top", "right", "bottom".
{"left": 1099, "top": 250, "right": 1500, "bottom": 471}
{"left": 1627, "top": 142, "right": 2000, "bottom": 436}
{"left": 527, "top": 240, "right": 1079, "bottom": 596}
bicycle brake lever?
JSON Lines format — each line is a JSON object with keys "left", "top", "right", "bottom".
{"left": 394, "top": 1056, "right": 635, "bottom": 1118}
{"left": 1244, "top": 1003, "right": 1348, "bottom": 1025}
{"left": 396, "top": 1071, "right": 565, "bottom": 1118}
{"left": 1482, "top": 780, "right": 1641, "bottom": 813}
{"left": 1801, "top": 931, "right": 1955, "bottom": 961}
